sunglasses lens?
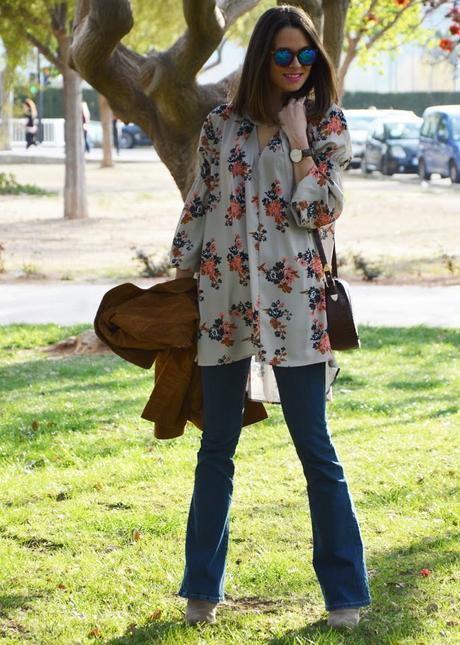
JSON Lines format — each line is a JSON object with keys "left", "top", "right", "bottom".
{"left": 274, "top": 49, "right": 293, "bottom": 67}
{"left": 298, "top": 49, "right": 317, "bottom": 65}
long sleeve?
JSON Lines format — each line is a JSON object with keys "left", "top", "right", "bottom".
{"left": 169, "top": 111, "right": 221, "bottom": 273}
{"left": 290, "top": 104, "right": 352, "bottom": 230}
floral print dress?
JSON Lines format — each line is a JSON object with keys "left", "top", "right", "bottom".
{"left": 170, "top": 99, "right": 352, "bottom": 397}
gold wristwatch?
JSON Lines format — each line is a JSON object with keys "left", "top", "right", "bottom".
{"left": 289, "top": 147, "right": 313, "bottom": 163}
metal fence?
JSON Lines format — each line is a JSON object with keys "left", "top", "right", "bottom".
{"left": 11, "top": 118, "right": 65, "bottom": 147}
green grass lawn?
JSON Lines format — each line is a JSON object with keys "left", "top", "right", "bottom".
{"left": 0, "top": 324, "right": 459, "bottom": 644}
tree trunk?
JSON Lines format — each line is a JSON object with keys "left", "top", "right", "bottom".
{"left": 0, "top": 67, "right": 13, "bottom": 151}
{"left": 98, "top": 93, "right": 113, "bottom": 167}
{"left": 337, "top": 35, "right": 357, "bottom": 101}
{"left": 323, "top": 0, "right": 350, "bottom": 74}
{"left": 63, "top": 66, "right": 88, "bottom": 219}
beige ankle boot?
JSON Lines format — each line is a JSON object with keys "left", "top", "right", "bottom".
{"left": 185, "top": 599, "right": 218, "bottom": 625}
{"left": 327, "top": 608, "right": 360, "bottom": 628}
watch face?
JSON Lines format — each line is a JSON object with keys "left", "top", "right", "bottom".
{"left": 290, "top": 148, "right": 302, "bottom": 163}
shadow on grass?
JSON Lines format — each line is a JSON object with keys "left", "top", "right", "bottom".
{"left": 266, "top": 531, "right": 459, "bottom": 645}
{"left": 0, "top": 594, "right": 41, "bottom": 611}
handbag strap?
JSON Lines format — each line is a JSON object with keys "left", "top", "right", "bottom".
{"left": 312, "top": 229, "right": 337, "bottom": 291}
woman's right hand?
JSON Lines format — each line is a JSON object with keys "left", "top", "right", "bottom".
{"left": 175, "top": 268, "right": 195, "bottom": 280}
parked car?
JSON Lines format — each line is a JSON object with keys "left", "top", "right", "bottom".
{"left": 120, "top": 123, "right": 153, "bottom": 148}
{"left": 343, "top": 108, "right": 416, "bottom": 169}
{"left": 418, "top": 105, "right": 460, "bottom": 183}
{"left": 360, "top": 114, "right": 422, "bottom": 175}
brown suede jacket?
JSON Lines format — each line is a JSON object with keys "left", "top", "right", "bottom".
{"left": 94, "top": 277, "right": 267, "bottom": 439}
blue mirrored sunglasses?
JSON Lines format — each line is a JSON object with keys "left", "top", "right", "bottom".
{"left": 272, "top": 47, "right": 318, "bottom": 67}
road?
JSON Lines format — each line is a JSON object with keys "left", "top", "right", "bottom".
{"left": 0, "top": 281, "right": 458, "bottom": 327}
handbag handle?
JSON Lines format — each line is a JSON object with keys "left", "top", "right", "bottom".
{"left": 312, "top": 229, "right": 338, "bottom": 298}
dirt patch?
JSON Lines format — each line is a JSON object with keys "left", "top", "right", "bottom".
{"left": 1, "top": 163, "right": 459, "bottom": 284}
{"left": 43, "top": 330, "right": 110, "bottom": 357}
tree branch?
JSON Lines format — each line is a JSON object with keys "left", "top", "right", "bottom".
{"left": 201, "top": 39, "right": 226, "bottom": 73}
{"left": 25, "top": 32, "right": 61, "bottom": 70}
{"left": 71, "top": 0, "right": 156, "bottom": 132}
{"left": 71, "top": 0, "right": 134, "bottom": 74}
{"left": 218, "top": 0, "right": 262, "bottom": 28}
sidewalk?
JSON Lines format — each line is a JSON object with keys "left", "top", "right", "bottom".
{"left": 0, "top": 281, "right": 458, "bottom": 327}
{"left": 0, "top": 144, "right": 159, "bottom": 164}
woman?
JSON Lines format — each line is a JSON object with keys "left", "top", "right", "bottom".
{"left": 170, "top": 5, "right": 371, "bottom": 628}
{"left": 23, "top": 98, "right": 38, "bottom": 149}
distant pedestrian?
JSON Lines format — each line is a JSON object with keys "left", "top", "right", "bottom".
{"left": 112, "top": 115, "right": 120, "bottom": 155}
{"left": 23, "top": 98, "right": 38, "bottom": 149}
{"left": 82, "top": 101, "right": 91, "bottom": 153}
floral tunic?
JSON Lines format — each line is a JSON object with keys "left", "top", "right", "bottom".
{"left": 170, "top": 100, "right": 352, "bottom": 378}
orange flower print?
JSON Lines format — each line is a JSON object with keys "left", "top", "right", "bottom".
{"left": 270, "top": 347, "right": 288, "bottom": 366}
{"left": 262, "top": 181, "right": 289, "bottom": 233}
{"left": 230, "top": 301, "right": 254, "bottom": 327}
{"left": 311, "top": 319, "right": 331, "bottom": 354}
{"left": 227, "top": 234, "right": 249, "bottom": 286}
{"left": 296, "top": 250, "right": 323, "bottom": 280}
{"left": 317, "top": 109, "right": 347, "bottom": 141}
{"left": 228, "top": 146, "right": 252, "bottom": 180}
{"left": 250, "top": 224, "right": 268, "bottom": 251}
{"left": 181, "top": 193, "right": 205, "bottom": 224}
{"left": 258, "top": 258, "right": 299, "bottom": 294}
{"left": 200, "top": 239, "right": 222, "bottom": 289}
{"left": 302, "top": 286, "right": 326, "bottom": 314}
{"left": 315, "top": 201, "right": 336, "bottom": 227}
{"left": 200, "top": 314, "right": 237, "bottom": 347}
{"left": 171, "top": 231, "right": 193, "bottom": 268}
{"left": 225, "top": 183, "right": 245, "bottom": 226}
{"left": 264, "top": 300, "right": 293, "bottom": 340}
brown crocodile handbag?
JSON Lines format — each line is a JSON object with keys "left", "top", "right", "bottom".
{"left": 312, "top": 229, "right": 360, "bottom": 351}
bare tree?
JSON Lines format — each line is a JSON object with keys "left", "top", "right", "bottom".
{"left": 71, "top": 0, "right": 349, "bottom": 198}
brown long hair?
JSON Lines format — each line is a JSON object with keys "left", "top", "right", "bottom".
{"left": 229, "top": 5, "right": 338, "bottom": 126}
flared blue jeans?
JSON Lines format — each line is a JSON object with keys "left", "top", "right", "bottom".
{"left": 178, "top": 357, "right": 371, "bottom": 611}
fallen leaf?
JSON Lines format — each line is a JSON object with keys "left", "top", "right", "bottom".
{"left": 88, "top": 626, "right": 102, "bottom": 638}
{"left": 132, "top": 529, "right": 141, "bottom": 542}
{"left": 57, "top": 583, "right": 66, "bottom": 590}
{"left": 31, "top": 420, "right": 39, "bottom": 431}
{"left": 148, "top": 609, "right": 162, "bottom": 620}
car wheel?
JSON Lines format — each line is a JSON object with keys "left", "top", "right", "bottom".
{"left": 381, "top": 157, "right": 393, "bottom": 176}
{"left": 449, "top": 160, "right": 460, "bottom": 184}
{"left": 360, "top": 156, "right": 372, "bottom": 174}
{"left": 120, "top": 132, "right": 134, "bottom": 149}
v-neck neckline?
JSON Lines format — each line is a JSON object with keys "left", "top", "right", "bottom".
{"left": 255, "top": 125, "right": 281, "bottom": 157}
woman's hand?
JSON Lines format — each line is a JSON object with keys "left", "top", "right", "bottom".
{"left": 175, "top": 268, "right": 195, "bottom": 279}
{"left": 279, "top": 97, "right": 309, "bottom": 149}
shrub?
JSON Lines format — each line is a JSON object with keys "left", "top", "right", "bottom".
{"left": 0, "top": 172, "right": 51, "bottom": 195}
{"left": 133, "top": 248, "right": 173, "bottom": 278}
{"left": 352, "top": 253, "right": 383, "bottom": 281}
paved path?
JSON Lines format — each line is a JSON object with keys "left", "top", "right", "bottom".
{"left": 0, "top": 282, "right": 458, "bottom": 327}
{"left": 0, "top": 144, "right": 159, "bottom": 164}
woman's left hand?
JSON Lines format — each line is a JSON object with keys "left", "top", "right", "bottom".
{"left": 278, "top": 97, "right": 309, "bottom": 147}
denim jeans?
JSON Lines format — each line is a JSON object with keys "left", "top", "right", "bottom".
{"left": 178, "top": 357, "right": 371, "bottom": 611}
